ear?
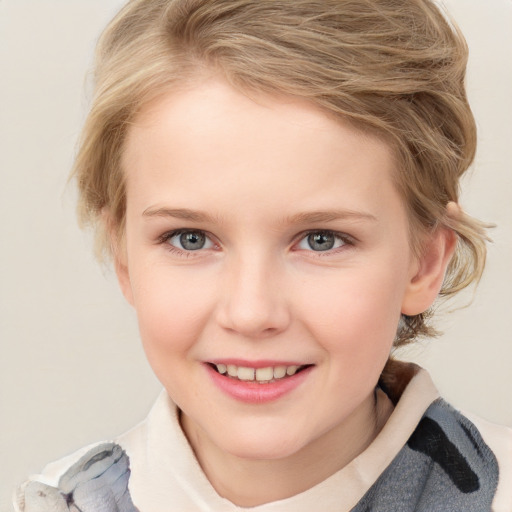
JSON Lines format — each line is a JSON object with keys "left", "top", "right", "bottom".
{"left": 102, "top": 209, "right": 135, "bottom": 307}
{"left": 114, "top": 248, "right": 135, "bottom": 307}
{"left": 401, "top": 205, "right": 459, "bottom": 316}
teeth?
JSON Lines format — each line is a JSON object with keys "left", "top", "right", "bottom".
{"left": 273, "top": 366, "right": 287, "bottom": 379}
{"left": 214, "top": 363, "right": 306, "bottom": 382}
{"left": 255, "top": 367, "right": 273, "bottom": 381}
{"left": 238, "top": 367, "right": 255, "bottom": 381}
{"left": 286, "top": 365, "right": 299, "bottom": 376}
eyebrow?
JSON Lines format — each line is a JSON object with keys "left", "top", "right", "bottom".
{"left": 142, "top": 207, "right": 218, "bottom": 223}
{"left": 142, "top": 207, "right": 376, "bottom": 224}
{"left": 285, "top": 210, "right": 377, "bottom": 224}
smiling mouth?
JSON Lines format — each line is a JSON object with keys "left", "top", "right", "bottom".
{"left": 208, "top": 363, "right": 312, "bottom": 383}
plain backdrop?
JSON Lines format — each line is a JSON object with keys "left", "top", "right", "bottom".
{"left": 1, "top": 0, "right": 511, "bottom": 509}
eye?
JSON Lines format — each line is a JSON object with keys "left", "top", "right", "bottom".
{"left": 166, "top": 230, "right": 214, "bottom": 251}
{"left": 297, "top": 231, "right": 349, "bottom": 252}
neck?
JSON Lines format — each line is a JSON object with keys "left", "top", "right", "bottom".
{"left": 181, "top": 390, "right": 392, "bottom": 507}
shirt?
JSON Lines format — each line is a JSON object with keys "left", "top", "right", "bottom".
{"left": 14, "top": 365, "right": 512, "bottom": 511}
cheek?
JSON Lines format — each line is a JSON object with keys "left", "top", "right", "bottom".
{"left": 296, "top": 264, "right": 406, "bottom": 359}
{"left": 129, "top": 264, "right": 216, "bottom": 360}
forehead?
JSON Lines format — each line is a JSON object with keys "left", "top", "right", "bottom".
{"left": 125, "top": 76, "right": 392, "bottom": 158}
{"left": 122, "top": 78, "right": 405, "bottom": 226}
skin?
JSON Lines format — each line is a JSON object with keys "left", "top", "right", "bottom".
{"left": 114, "top": 77, "right": 456, "bottom": 506}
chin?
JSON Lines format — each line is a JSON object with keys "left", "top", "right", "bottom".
{"left": 218, "top": 429, "right": 307, "bottom": 461}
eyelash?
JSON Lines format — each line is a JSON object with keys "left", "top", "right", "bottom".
{"left": 296, "top": 230, "right": 355, "bottom": 256}
{"left": 157, "top": 229, "right": 218, "bottom": 257}
{"left": 157, "top": 229, "right": 355, "bottom": 257}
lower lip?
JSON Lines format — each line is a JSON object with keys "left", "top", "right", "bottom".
{"left": 205, "top": 364, "right": 313, "bottom": 404}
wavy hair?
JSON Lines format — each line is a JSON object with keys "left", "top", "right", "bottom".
{"left": 73, "top": 0, "right": 490, "bottom": 345}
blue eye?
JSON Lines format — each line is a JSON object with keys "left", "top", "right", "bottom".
{"left": 167, "top": 230, "right": 214, "bottom": 251}
{"left": 297, "top": 231, "right": 347, "bottom": 252}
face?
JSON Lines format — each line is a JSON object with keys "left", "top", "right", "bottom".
{"left": 118, "top": 78, "right": 425, "bottom": 463}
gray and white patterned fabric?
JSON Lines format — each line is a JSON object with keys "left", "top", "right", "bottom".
{"left": 18, "top": 443, "right": 138, "bottom": 512}
{"left": 352, "top": 399, "right": 499, "bottom": 511}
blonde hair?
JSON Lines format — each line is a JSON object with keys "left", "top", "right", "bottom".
{"left": 73, "top": 0, "right": 489, "bottom": 345}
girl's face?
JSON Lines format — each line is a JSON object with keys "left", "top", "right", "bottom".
{"left": 118, "top": 78, "right": 424, "bottom": 464}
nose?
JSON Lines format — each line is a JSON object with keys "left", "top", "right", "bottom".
{"left": 215, "top": 253, "right": 291, "bottom": 339}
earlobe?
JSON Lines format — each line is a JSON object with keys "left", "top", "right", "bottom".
{"left": 401, "top": 216, "right": 458, "bottom": 316}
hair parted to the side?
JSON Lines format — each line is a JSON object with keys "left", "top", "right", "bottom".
{"left": 73, "top": 0, "right": 490, "bottom": 346}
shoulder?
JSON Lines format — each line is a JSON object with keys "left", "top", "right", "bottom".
{"left": 417, "top": 399, "right": 512, "bottom": 511}
{"left": 12, "top": 399, "right": 158, "bottom": 512}
{"left": 14, "top": 442, "right": 140, "bottom": 512}
{"left": 356, "top": 363, "right": 512, "bottom": 511}
{"left": 463, "top": 410, "right": 512, "bottom": 511}
{"left": 12, "top": 392, "right": 167, "bottom": 512}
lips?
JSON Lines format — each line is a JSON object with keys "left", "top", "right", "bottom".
{"left": 205, "top": 360, "right": 314, "bottom": 403}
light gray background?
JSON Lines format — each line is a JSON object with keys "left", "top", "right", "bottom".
{"left": 1, "top": 0, "right": 511, "bottom": 509}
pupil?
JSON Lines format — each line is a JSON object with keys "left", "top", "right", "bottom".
{"left": 180, "top": 232, "right": 205, "bottom": 250}
{"left": 308, "top": 232, "right": 334, "bottom": 251}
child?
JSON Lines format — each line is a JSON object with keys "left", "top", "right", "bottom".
{"left": 14, "top": 0, "right": 511, "bottom": 510}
